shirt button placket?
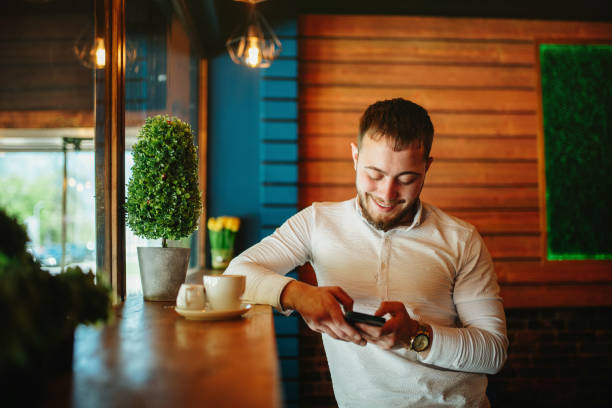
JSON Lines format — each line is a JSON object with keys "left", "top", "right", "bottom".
{"left": 377, "top": 233, "right": 391, "bottom": 300}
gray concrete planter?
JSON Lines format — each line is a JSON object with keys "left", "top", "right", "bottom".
{"left": 137, "top": 247, "right": 190, "bottom": 301}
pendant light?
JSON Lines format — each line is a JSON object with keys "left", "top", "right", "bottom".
{"left": 225, "top": 0, "right": 281, "bottom": 68}
{"left": 74, "top": 32, "right": 106, "bottom": 69}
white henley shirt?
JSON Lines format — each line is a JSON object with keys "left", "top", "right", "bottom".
{"left": 226, "top": 198, "right": 508, "bottom": 407}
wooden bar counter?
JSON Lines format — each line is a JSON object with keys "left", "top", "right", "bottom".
{"left": 46, "top": 295, "right": 281, "bottom": 407}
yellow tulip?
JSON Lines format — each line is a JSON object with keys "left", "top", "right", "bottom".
{"left": 215, "top": 218, "right": 224, "bottom": 232}
{"left": 221, "top": 215, "right": 230, "bottom": 229}
{"left": 208, "top": 216, "right": 240, "bottom": 233}
{"left": 207, "top": 217, "right": 221, "bottom": 232}
{"left": 228, "top": 217, "right": 240, "bottom": 232}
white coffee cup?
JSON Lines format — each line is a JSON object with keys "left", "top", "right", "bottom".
{"left": 176, "top": 283, "right": 206, "bottom": 310}
{"left": 203, "top": 274, "right": 245, "bottom": 310}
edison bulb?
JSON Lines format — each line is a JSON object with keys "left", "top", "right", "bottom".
{"left": 245, "top": 36, "right": 262, "bottom": 67}
{"left": 95, "top": 38, "right": 106, "bottom": 69}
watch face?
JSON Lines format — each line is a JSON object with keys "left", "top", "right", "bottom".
{"left": 413, "top": 334, "right": 429, "bottom": 352}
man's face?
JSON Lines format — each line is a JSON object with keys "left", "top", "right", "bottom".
{"left": 351, "top": 133, "right": 433, "bottom": 231}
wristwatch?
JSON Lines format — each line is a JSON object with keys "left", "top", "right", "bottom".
{"left": 409, "top": 323, "right": 431, "bottom": 352}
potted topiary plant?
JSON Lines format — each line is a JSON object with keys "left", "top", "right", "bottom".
{"left": 126, "top": 115, "right": 202, "bottom": 301}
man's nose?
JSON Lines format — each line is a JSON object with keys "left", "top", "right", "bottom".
{"left": 379, "top": 179, "right": 398, "bottom": 202}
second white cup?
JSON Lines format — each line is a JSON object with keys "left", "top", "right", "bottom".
{"left": 176, "top": 283, "right": 206, "bottom": 310}
{"left": 203, "top": 274, "right": 245, "bottom": 310}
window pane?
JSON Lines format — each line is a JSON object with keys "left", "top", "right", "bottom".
{"left": 1, "top": 1, "right": 96, "bottom": 274}
{"left": 125, "top": 0, "right": 199, "bottom": 295}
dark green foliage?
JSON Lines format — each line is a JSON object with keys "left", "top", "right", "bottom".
{"left": 0, "top": 260, "right": 111, "bottom": 369}
{"left": 0, "top": 208, "right": 111, "bottom": 385}
{"left": 540, "top": 44, "right": 612, "bottom": 259}
{"left": 126, "top": 115, "right": 202, "bottom": 246}
{"left": 0, "top": 208, "right": 29, "bottom": 258}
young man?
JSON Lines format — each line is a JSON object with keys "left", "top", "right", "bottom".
{"left": 226, "top": 98, "right": 508, "bottom": 407}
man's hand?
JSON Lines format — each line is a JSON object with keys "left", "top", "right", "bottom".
{"left": 355, "top": 301, "right": 420, "bottom": 350}
{"left": 281, "top": 280, "right": 366, "bottom": 346}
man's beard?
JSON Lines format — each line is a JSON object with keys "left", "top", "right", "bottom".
{"left": 357, "top": 192, "right": 417, "bottom": 231}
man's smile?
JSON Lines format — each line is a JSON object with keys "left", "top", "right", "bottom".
{"left": 369, "top": 194, "right": 403, "bottom": 212}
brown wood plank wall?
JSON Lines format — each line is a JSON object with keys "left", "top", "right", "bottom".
{"left": 298, "top": 15, "right": 612, "bottom": 307}
{"left": 0, "top": 14, "right": 94, "bottom": 111}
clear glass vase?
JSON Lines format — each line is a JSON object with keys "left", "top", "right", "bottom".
{"left": 211, "top": 247, "right": 234, "bottom": 270}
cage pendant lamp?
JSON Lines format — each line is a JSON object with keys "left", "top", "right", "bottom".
{"left": 226, "top": 1, "right": 281, "bottom": 68}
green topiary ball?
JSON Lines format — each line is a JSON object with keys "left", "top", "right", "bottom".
{"left": 126, "top": 115, "right": 202, "bottom": 245}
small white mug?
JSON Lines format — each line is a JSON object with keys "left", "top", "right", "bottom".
{"left": 203, "top": 274, "right": 245, "bottom": 310}
{"left": 176, "top": 283, "right": 206, "bottom": 310}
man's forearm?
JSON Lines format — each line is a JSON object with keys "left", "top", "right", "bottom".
{"left": 419, "top": 300, "right": 508, "bottom": 374}
{"left": 225, "top": 257, "right": 296, "bottom": 309}
{"left": 422, "top": 324, "right": 507, "bottom": 374}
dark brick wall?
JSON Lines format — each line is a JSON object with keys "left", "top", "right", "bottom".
{"left": 488, "top": 307, "right": 612, "bottom": 408}
{"left": 299, "top": 324, "right": 336, "bottom": 408}
{"left": 298, "top": 307, "right": 612, "bottom": 408}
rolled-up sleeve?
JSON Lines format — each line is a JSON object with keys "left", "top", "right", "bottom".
{"left": 225, "top": 206, "right": 314, "bottom": 311}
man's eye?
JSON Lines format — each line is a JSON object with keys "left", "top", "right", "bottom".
{"left": 399, "top": 178, "right": 416, "bottom": 185}
{"left": 367, "top": 173, "right": 382, "bottom": 180}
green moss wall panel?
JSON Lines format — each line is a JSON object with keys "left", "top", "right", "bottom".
{"left": 540, "top": 44, "right": 612, "bottom": 260}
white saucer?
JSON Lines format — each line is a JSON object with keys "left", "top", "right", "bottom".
{"left": 175, "top": 303, "right": 252, "bottom": 321}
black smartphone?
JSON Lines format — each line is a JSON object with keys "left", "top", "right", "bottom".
{"left": 344, "top": 310, "right": 386, "bottom": 327}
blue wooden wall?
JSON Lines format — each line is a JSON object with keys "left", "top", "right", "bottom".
{"left": 208, "top": 18, "right": 300, "bottom": 407}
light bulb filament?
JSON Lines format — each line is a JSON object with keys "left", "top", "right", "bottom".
{"left": 245, "top": 37, "right": 262, "bottom": 67}
{"left": 95, "top": 38, "right": 106, "bottom": 68}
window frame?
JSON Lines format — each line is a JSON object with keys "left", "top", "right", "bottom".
{"left": 95, "top": 0, "right": 207, "bottom": 302}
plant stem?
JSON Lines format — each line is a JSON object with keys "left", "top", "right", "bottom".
{"left": 162, "top": 238, "right": 167, "bottom": 248}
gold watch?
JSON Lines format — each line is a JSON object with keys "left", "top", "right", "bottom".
{"left": 409, "top": 323, "right": 431, "bottom": 352}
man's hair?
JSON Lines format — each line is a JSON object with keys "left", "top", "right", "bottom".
{"left": 358, "top": 98, "right": 434, "bottom": 158}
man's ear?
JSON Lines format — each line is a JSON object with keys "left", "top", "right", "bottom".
{"left": 351, "top": 142, "right": 359, "bottom": 170}
{"left": 425, "top": 156, "right": 434, "bottom": 172}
